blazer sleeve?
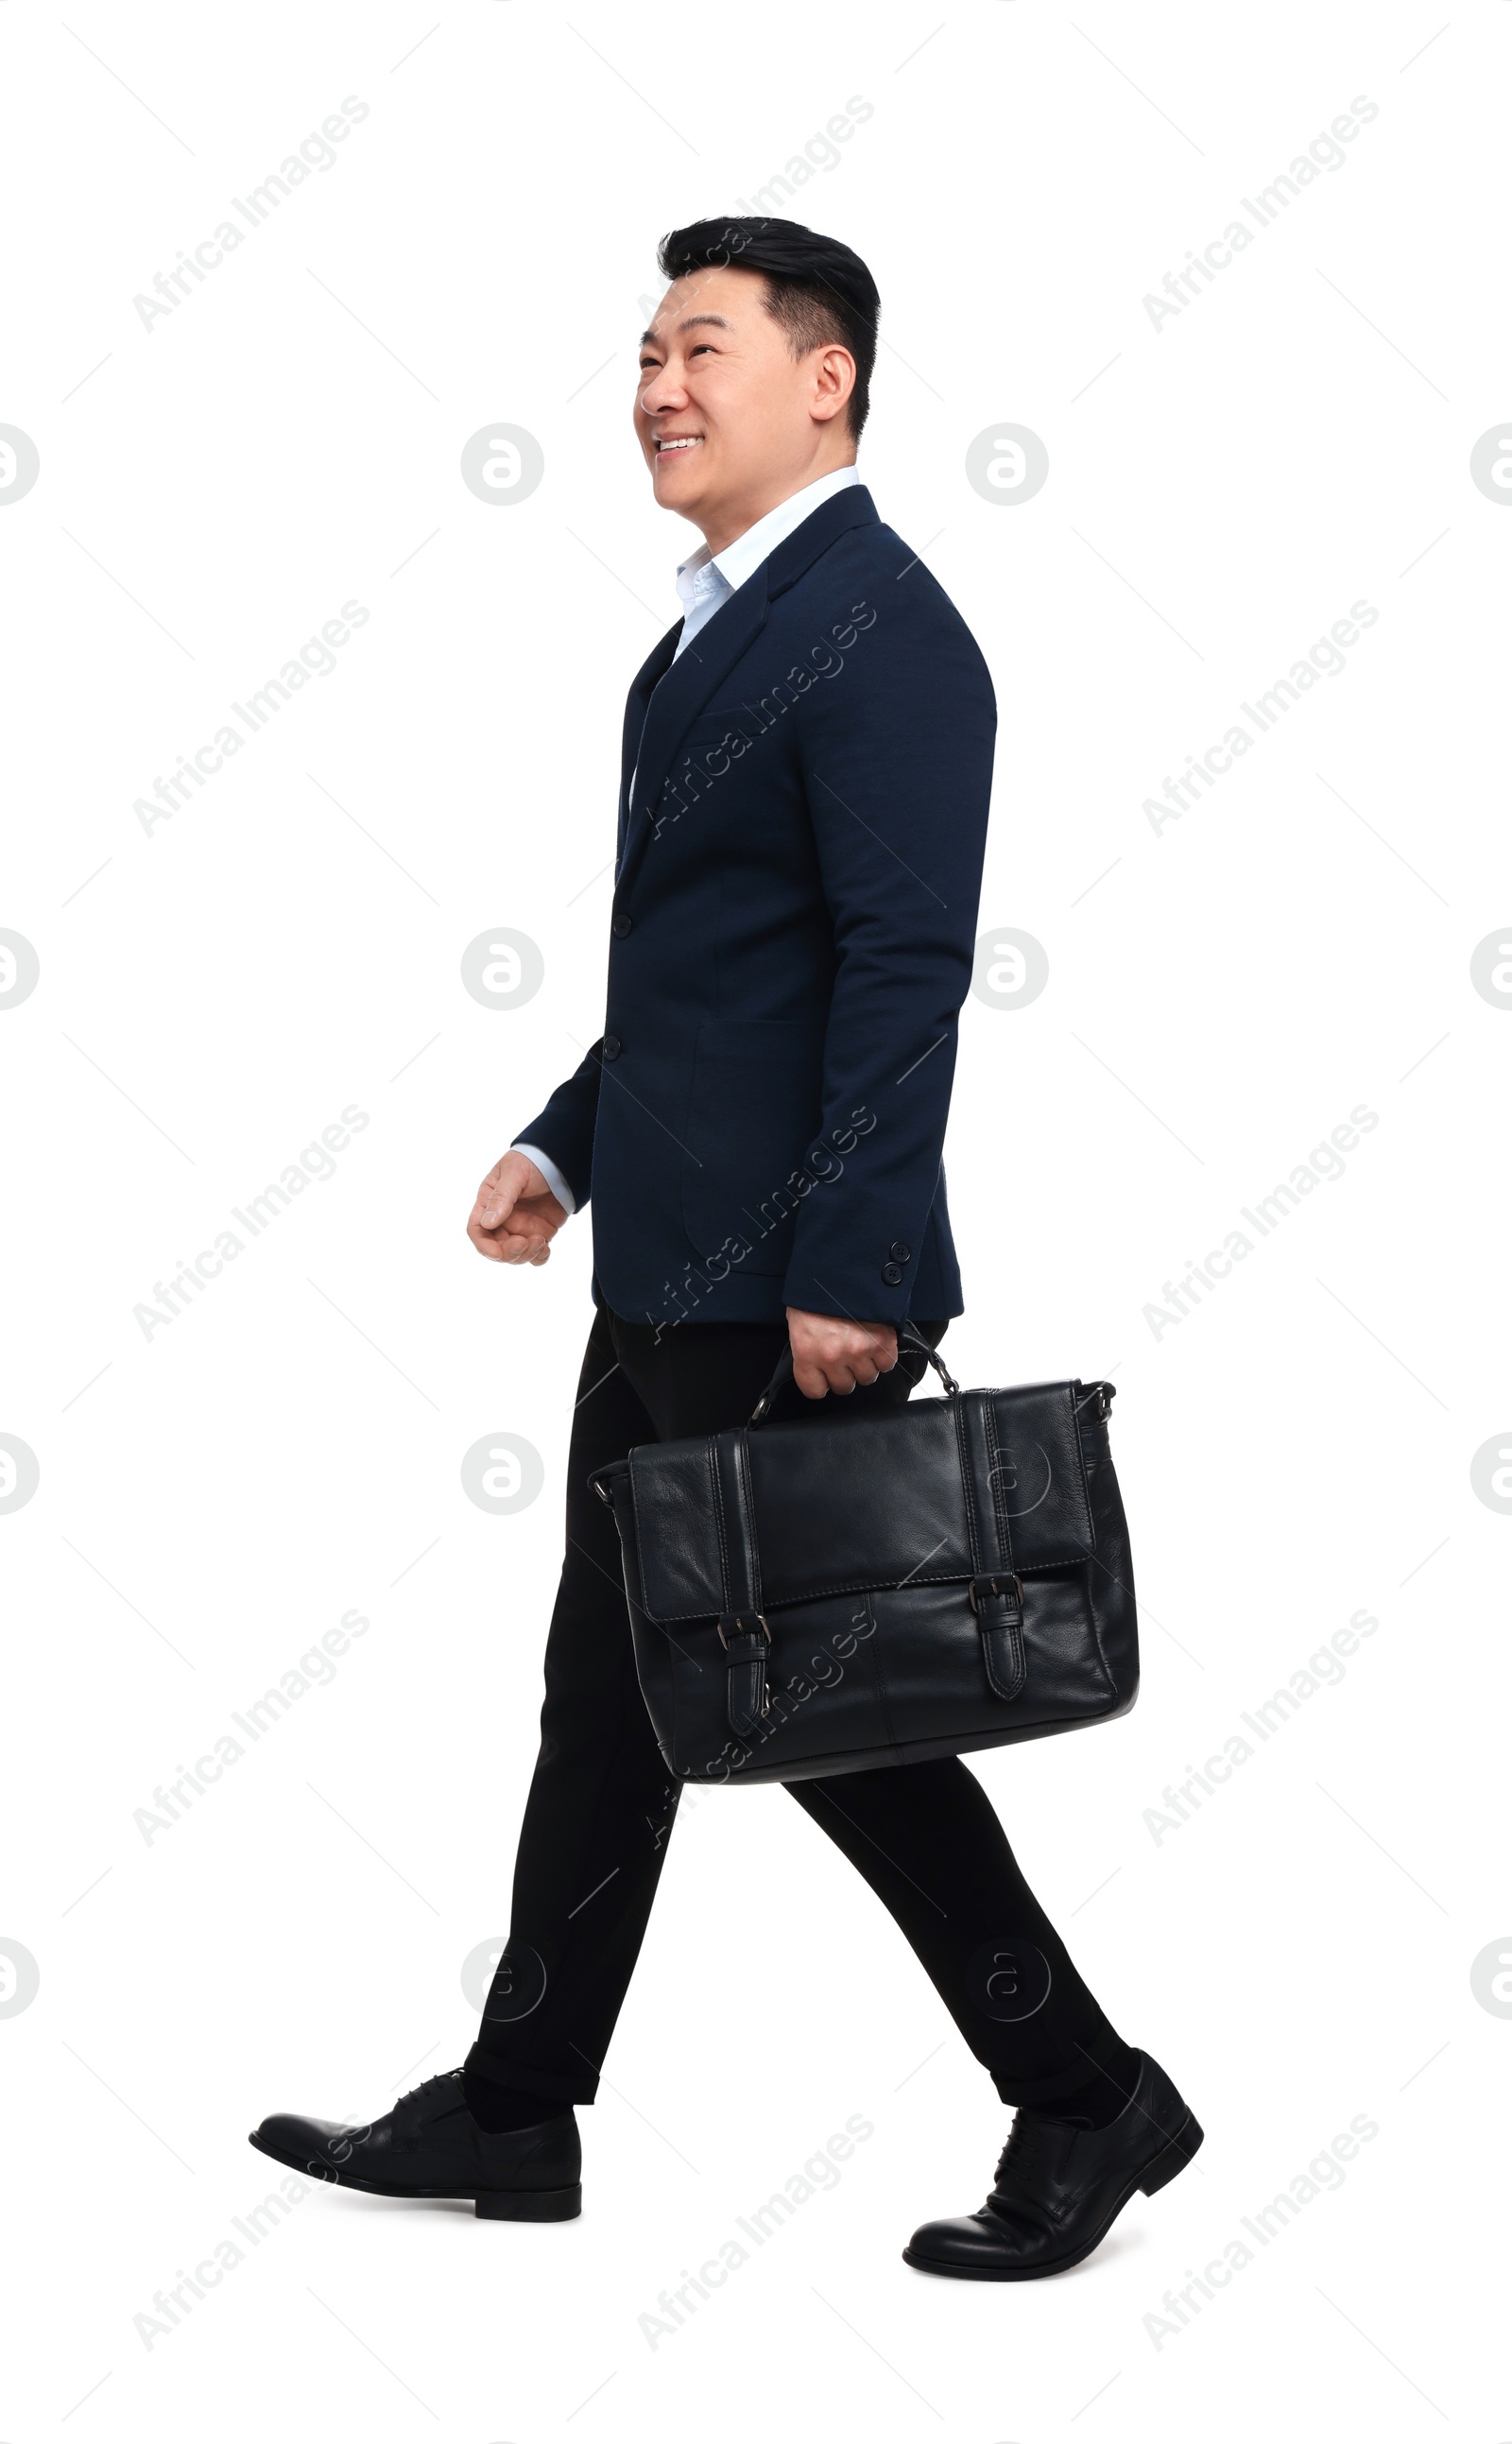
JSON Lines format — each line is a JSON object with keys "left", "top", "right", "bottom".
{"left": 511, "top": 1040, "right": 603, "bottom": 1213}
{"left": 782, "top": 581, "right": 996, "bottom": 1324}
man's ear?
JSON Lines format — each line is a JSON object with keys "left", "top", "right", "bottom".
{"left": 811, "top": 345, "right": 857, "bottom": 422}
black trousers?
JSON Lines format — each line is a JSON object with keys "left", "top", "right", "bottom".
{"left": 464, "top": 1301, "right": 1130, "bottom": 2111}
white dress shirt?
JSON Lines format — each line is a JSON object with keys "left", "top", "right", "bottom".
{"left": 670, "top": 461, "right": 861, "bottom": 661}
{"left": 515, "top": 463, "right": 863, "bottom": 1215}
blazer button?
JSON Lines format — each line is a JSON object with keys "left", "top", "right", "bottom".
{"left": 889, "top": 1241, "right": 912, "bottom": 1263}
{"left": 611, "top": 914, "right": 633, "bottom": 938}
{"left": 602, "top": 1036, "right": 622, "bottom": 1060}
{"left": 882, "top": 1261, "right": 904, "bottom": 1286}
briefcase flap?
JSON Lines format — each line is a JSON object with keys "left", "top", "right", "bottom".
{"left": 622, "top": 1383, "right": 1099, "bottom": 1623}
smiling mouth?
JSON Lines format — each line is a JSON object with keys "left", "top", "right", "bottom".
{"left": 655, "top": 436, "right": 703, "bottom": 458}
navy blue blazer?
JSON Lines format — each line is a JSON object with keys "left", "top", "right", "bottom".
{"left": 516, "top": 483, "right": 997, "bottom": 1330}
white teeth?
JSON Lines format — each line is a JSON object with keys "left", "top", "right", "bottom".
{"left": 658, "top": 437, "right": 701, "bottom": 451}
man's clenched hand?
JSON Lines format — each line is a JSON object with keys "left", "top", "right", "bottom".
{"left": 786, "top": 1306, "right": 898, "bottom": 1399}
{"left": 467, "top": 1151, "right": 569, "bottom": 1267}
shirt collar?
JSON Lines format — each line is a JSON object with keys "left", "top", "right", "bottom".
{"left": 675, "top": 463, "right": 861, "bottom": 611}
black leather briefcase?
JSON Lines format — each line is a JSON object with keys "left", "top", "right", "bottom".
{"left": 590, "top": 1331, "right": 1139, "bottom": 1785}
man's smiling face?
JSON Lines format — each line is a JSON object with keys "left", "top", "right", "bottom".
{"left": 633, "top": 264, "right": 854, "bottom": 552}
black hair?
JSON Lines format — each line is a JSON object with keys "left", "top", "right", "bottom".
{"left": 654, "top": 217, "right": 880, "bottom": 440}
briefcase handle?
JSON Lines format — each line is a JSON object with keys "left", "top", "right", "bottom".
{"left": 747, "top": 1318, "right": 961, "bottom": 1428}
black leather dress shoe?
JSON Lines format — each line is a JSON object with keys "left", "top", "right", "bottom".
{"left": 903, "top": 2050, "right": 1201, "bottom": 2280}
{"left": 249, "top": 2069, "right": 580, "bottom": 2221}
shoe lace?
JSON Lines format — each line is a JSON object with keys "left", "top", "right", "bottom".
{"left": 994, "top": 2113, "right": 1050, "bottom": 2189}
{"left": 396, "top": 2069, "right": 461, "bottom": 2114}
{"left": 993, "top": 2108, "right": 1091, "bottom": 2192}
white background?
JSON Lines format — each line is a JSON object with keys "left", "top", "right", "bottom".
{"left": 2, "top": 2, "right": 1507, "bottom": 2435}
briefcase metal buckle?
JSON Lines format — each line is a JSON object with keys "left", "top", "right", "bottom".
{"left": 969, "top": 1574, "right": 1023, "bottom": 1614}
{"left": 716, "top": 1612, "right": 772, "bottom": 1650}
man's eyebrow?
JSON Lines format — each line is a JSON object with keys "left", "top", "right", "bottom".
{"left": 637, "top": 314, "right": 734, "bottom": 349}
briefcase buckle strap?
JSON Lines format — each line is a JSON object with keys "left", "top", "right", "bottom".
{"left": 970, "top": 1575, "right": 1027, "bottom": 1704}
{"left": 968, "top": 1573, "right": 1023, "bottom": 1615}
{"left": 716, "top": 1611, "right": 772, "bottom": 1651}
{"left": 718, "top": 1612, "right": 772, "bottom": 1738}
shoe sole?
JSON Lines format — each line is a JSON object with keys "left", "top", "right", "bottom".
{"left": 248, "top": 2130, "right": 581, "bottom": 2221}
{"left": 901, "top": 2109, "right": 1204, "bottom": 2282}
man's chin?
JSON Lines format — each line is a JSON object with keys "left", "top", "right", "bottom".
{"left": 653, "top": 478, "right": 711, "bottom": 523}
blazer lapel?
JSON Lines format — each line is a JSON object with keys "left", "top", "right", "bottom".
{"left": 616, "top": 625, "right": 680, "bottom": 869}
{"left": 615, "top": 484, "right": 882, "bottom": 894}
{"left": 615, "top": 570, "right": 773, "bottom": 891}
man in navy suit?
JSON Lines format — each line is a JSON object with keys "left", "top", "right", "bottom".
{"left": 251, "top": 220, "right": 1199, "bottom": 2276}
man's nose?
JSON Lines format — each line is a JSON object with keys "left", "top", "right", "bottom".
{"left": 639, "top": 368, "right": 686, "bottom": 415}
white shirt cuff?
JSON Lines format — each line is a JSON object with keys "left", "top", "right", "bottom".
{"left": 511, "top": 1142, "right": 576, "bottom": 1215}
